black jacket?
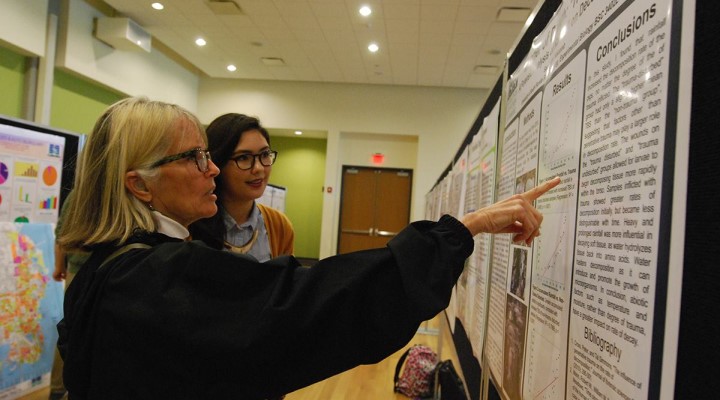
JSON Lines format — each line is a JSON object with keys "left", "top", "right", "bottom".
{"left": 58, "top": 215, "right": 472, "bottom": 399}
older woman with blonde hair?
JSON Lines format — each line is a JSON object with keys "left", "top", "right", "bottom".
{"left": 57, "top": 97, "right": 559, "bottom": 399}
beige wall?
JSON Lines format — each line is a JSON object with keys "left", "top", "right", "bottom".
{"left": 0, "top": 0, "right": 49, "bottom": 57}
{"left": 56, "top": 0, "right": 198, "bottom": 110}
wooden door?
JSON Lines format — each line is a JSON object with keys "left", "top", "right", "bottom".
{"left": 338, "top": 166, "right": 412, "bottom": 254}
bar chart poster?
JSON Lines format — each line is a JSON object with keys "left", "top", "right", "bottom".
{"left": 0, "top": 124, "right": 64, "bottom": 223}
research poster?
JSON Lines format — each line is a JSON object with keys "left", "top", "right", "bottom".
{"left": 484, "top": 0, "right": 680, "bottom": 398}
{"left": 453, "top": 100, "right": 501, "bottom": 359}
{"left": 468, "top": 101, "right": 500, "bottom": 358}
{"left": 0, "top": 125, "right": 65, "bottom": 224}
{"left": 568, "top": 0, "right": 673, "bottom": 398}
{"left": 453, "top": 147, "right": 472, "bottom": 327}
{"left": 484, "top": 103, "right": 520, "bottom": 388}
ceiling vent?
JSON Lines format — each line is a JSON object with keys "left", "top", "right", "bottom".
{"left": 206, "top": 0, "right": 244, "bottom": 15}
{"left": 473, "top": 65, "right": 498, "bottom": 75}
{"left": 496, "top": 7, "right": 532, "bottom": 23}
{"left": 261, "top": 57, "right": 286, "bottom": 66}
{"left": 95, "top": 17, "right": 151, "bottom": 52}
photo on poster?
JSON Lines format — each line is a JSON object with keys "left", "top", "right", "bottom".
{"left": 502, "top": 294, "right": 528, "bottom": 400}
{"left": 516, "top": 169, "right": 536, "bottom": 195}
{"left": 509, "top": 246, "right": 530, "bottom": 301}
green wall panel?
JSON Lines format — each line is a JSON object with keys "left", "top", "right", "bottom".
{"left": 0, "top": 45, "right": 27, "bottom": 118}
{"left": 50, "top": 70, "right": 123, "bottom": 135}
{"left": 269, "top": 136, "right": 326, "bottom": 259}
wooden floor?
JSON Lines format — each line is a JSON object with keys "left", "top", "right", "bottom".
{"left": 18, "top": 313, "right": 465, "bottom": 400}
{"left": 285, "top": 313, "right": 464, "bottom": 400}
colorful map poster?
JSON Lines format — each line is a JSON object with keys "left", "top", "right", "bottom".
{"left": 0, "top": 223, "right": 63, "bottom": 398}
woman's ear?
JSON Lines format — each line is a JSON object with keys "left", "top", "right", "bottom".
{"left": 125, "top": 171, "right": 153, "bottom": 203}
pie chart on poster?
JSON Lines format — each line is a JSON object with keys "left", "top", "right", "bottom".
{"left": 0, "top": 162, "right": 8, "bottom": 184}
{"left": 43, "top": 166, "right": 58, "bottom": 186}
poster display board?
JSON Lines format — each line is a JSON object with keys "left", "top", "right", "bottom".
{"left": 426, "top": 0, "right": 690, "bottom": 398}
{"left": 258, "top": 184, "right": 287, "bottom": 212}
{"left": 0, "top": 117, "right": 80, "bottom": 398}
{"left": 502, "top": 0, "right": 679, "bottom": 398}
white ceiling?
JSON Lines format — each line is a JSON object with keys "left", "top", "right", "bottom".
{"left": 98, "top": 0, "right": 540, "bottom": 89}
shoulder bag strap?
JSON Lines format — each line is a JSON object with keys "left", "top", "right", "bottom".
{"left": 98, "top": 243, "right": 152, "bottom": 271}
{"left": 394, "top": 346, "right": 414, "bottom": 390}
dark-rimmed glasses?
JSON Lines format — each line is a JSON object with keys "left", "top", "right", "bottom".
{"left": 150, "top": 148, "right": 212, "bottom": 173}
{"left": 231, "top": 150, "right": 278, "bottom": 170}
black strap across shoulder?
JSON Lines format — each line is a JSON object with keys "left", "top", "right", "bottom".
{"left": 98, "top": 243, "right": 152, "bottom": 270}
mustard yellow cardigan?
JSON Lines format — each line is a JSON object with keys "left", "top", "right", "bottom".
{"left": 257, "top": 203, "right": 294, "bottom": 257}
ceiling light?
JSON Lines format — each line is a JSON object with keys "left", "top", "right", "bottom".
{"left": 294, "top": 130, "right": 303, "bottom": 135}
{"left": 368, "top": 43, "right": 379, "bottom": 53}
{"left": 151, "top": 2, "right": 164, "bottom": 10}
{"left": 195, "top": 38, "right": 207, "bottom": 46}
{"left": 227, "top": 64, "right": 237, "bottom": 72}
{"left": 359, "top": 6, "right": 372, "bottom": 17}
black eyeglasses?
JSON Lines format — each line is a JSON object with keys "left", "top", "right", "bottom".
{"left": 150, "top": 148, "right": 212, "bottom": 173}
{"left": 231, "top": 150, "right": 278, "bottom": 170}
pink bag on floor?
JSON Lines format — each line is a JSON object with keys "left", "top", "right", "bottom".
{"left": 393, "top": 345, "right": 439, "bottom": 399}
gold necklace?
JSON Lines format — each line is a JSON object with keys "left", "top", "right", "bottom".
{"left": 224, "top": 228, "right": 259, "bottom": 254}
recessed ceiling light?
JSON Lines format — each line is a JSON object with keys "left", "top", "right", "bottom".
{"left": 227, "top": 65, "right": 237, "bottom": 72}
{"left": 294, "top": 130, "right": 303, "bottom": 135}
{"left": 368, "top": 43, "right": 379, "bottom": 53}
{"left": 151, "top": 2, "right": 164, "bottom": 10}
{"left": 195, "top": 38, "right": 207, "bottom": 46}
{"left": 359, "top": 6, "right": 372, "bottom": 17}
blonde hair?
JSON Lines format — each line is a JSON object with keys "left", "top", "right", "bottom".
{"left": 58, "top": 97, "right": 206, "bottom": 251}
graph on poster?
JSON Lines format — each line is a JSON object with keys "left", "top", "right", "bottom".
{"left": 42, "top": 166, "right": 57, "bottom": 186}
{"left": 542, "top": 81, "right": 581, "bottom": 167}
{"left": 15, "top": 162, "right": 38, "bottom": 179}
{"left": 524, "top": 325, "right": 563, "bottom": 400}
{"left": 534, "top": 213, "right": 571, "bottom": 291}
{"left": 0, "top": 163, "right": 8, "bottom": 185}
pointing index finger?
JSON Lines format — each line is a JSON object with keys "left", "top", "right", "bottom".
{"left": 523, "top": 176, "right": 561, "bottom": 201}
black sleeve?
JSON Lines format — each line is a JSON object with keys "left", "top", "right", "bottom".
{"left": 87, "top": 215, "right": 473, "bottom": 398}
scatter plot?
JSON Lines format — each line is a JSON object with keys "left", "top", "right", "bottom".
{"left": 542, "top": 82, "right": 582, "bottom": 168}
{"left": 534, "top": 213, "right": 571, "bottom": 291}
{"left": 524, "top": 323, "right": 564, "bottom": 400}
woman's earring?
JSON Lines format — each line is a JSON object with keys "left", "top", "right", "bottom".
{"left": 147, "top": 202, "right": 155, "bottom": 211}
